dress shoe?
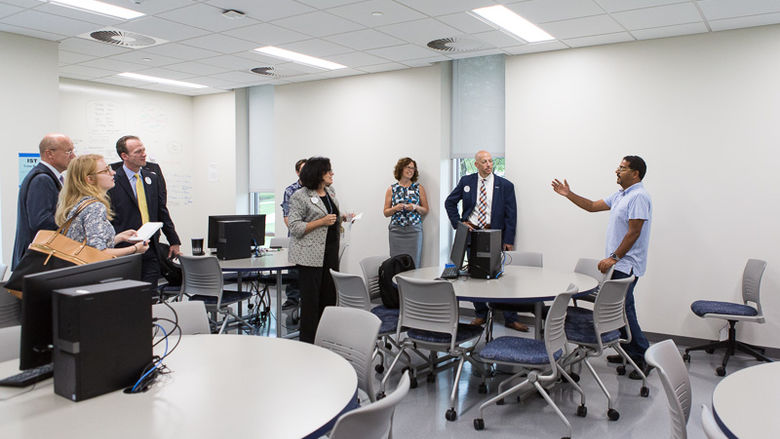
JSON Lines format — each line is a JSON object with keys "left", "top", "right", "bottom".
{"left": 470, "top": 317, "right": 486, "bottom": 326}
{"left": 282, "top": 298, "right": 299, "bottom": 310}
{"left": 629, "top": 364, "right": 654, "bottom": 380}
{"left": 606, "top": 355, "right": 624, "bottom": 364}
{"left": 504, "top": 321, "right": 529, "bottom": 332}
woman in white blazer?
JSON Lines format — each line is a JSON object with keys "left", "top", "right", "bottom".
{"left": 288, "top": 157, "right": 344, "bottom": 343}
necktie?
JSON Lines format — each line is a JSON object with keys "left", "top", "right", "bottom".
{"left": 476, "top": 178, "right": 488, "bottom": 228}
{"left": 135, "top": 173, "right": 150, "bottom": 224}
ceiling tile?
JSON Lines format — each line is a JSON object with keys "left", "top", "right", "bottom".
{"left": 327, "top": 50, "right": 391, "bottom": 67}
{"left": 504, "top": 40, "right": 569, "bottom": 55}
{"left": 327, "top": 0, "right": 426, "bottom": 27}
{"left": 0, "top": 10, "right": 100, "bottom": 36}
{"left": 377, "top": 18, "right": 463, "bottom": 45}
{"left": 134, "top": 67, "right": 199, "bottom": 80}
{"left": 540, "top": 14, "right": 625, "bottom": 39}
{"left": 199, "top": 54, "right": 266, "bottom": 70}
{"left": 59, "top": 50, "right": 95, "bottom": 65}
{"left": 594, "top": 0, "right": 687, "bottom": 13}
{"left": 446, "top": 48, "right": 504, "bottom": 59}
{"left": 99, "top": 0, "right": 192, "bottom": 15}
{"left": 59, "top": 37, "right": 131, "bottom": 56}
{"left": 278, "top": 38, "right": 352, "bottom": 57}
{"left": 89, "top": 76, "right": 148, "bottom": 88}
{"left": 698, "top": 0, "right": 780, "bottom": 21}
{"left": 611, "top": 3, "right": 702, "bottom": 30}
{"left": 158, "top": 3, "right": 260, "bottom": 33}
{"left": 179, "top": 33, "right": 259, "bottom": 54}
{"left": 0, "top": 0, "right": 39, "bottom": 7}
{"left": 271, "top": 62, "right": 325, "bottom": 75}
{"left": 0, "top": 22, "right": 66, "bottom": 40}
{"left": 209, "top": 70, "right": 262, "bottom": 83}
{"left": 394, "top": 0, "right": 494, "bottom": 16}
{"left": 366, "top": 43, "right": 440, "bottom": 61}
{"left": 118, "top": 17, "right": 210, "bottom": 43}
{"left": 59, "top": 64, "right": 116, "bottom": 79}
{"left": 473, "top": 30, "right": 524, "bottom": 47}
{"left": 324, "top": 28, "right": 405, "bottom": 50}
{"left": 143, "top": 43, "right": 221, "bottom": 61}
{"left": 402, "top": 55, "right": 447, "bottom": 67}
{"left": 35, "top": 3, "right": 122, "bottom": 26}
{"left": 206, "top": 0, "right": 314, "bottom": 22}
{"left": 357, "top": 62, "right": 408, "bottom": 73}
{"left": 297, "top": 0, "right": 363, "bottom": 9}
{"left": 0, "top": 3, "right": 23, "bottom": 18}
{"left": 78, "top": 57, "right": 147, "bottom": 73}
{"left": 708, "top": 11, "right": 780, "bottom": 31}
{"left": 163, "top": 61, "right": 230, "bottom": 76}
{"left": 103, "top": 50, "right": 180, "bottom": 67}
{"left": 233, "top": 50, "right": 290, "bottom": 66}
{"left": 564, "top": 31, "right": 634, "bottom": 47}
{"left": 319, "top": 67, "right": 366, "bottom": 79}
{"left": 507, "top": 0, "right": 605, "bottom": 24}
{"left": 223, "top": 22, "right": 309, "bottom": 45}
{"left": 436, "top": 12, "right": 496, "bottom": 34}
{"left": 630, "top": 21, "right": 708, "bottom": 40}
{"left": 271, "top": 11, "right": 365, "bottom": 37}
{"left": 184, "top": 75, "right": 237, "bottom": 88}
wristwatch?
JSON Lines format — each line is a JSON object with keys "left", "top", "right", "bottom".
{"left": 609, "top": 252, "right": 620, "bottom": 261}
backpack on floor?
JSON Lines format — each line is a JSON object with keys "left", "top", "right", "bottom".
{"left": 377, "top": 254, "right": 415, "bottom": 309}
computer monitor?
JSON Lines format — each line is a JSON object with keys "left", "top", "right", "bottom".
{"left": 207, "top": 214, "right": 266, "bottom": 249}
{"left": 449, "top": 222, "right": 470, "bottom": 270}
{"left": 19, "top": 255, "right": 143, "bottom": 370}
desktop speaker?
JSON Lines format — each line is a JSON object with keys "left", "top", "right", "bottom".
{"left": 52, "top": 280, "right": 153, "bottom": 402}
{"left": 216, "top": 220, "right": 251, "bottom": 260}
{"left": 468, "top": 229, "right": 502, "bottom": 279}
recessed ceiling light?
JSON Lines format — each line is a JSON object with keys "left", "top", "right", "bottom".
{"left": 118, "top": 72, "right": 207, "bottom": 89}
{"left": 470, "top": 5, "right": 553, "bottom": 43}
{"left": 40, "top": 0, "right": 144, "bottom": 20}
{"left": 253, "top": 46, "right": 346, "bottom": 70}
{"left": 142, "top": 57, "right": 152, "bottom": 62}
{"left": 222, "top": 9, "right": 245, "bottom": 19}
{"left": 371, "top": 11, "right": 383, "bottom": 16}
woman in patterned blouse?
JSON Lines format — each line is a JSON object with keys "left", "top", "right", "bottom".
{"left": 383, "top": 157, "right": 429, "bottom": 267}
{"left": 54, "top": 154, "right": 149, "bottom": 257}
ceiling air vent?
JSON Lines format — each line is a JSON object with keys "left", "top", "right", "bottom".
{"left": 81, "top": 28, "right": 165, "bottom": 48}
{"left": 251, "top": 67, "right": 282, "bottom": 78}
{"left": 427, "top": 37, "right": 486, "bottom": 53}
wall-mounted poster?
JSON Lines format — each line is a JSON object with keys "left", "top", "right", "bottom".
{"left": 19, "top": 153, "right": 40, "bottom": 186}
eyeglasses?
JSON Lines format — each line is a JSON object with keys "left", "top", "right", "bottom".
{"left": 405, "top": 165, "right": 417, "bottom": 171}
{"left": 92, "top": 166, "right": 113, "bottom": 175}
{"left": 616, "top": 166, "right": 631, "bottom": 172}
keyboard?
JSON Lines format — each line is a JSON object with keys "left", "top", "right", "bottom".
{"left": 0, "top": 363, "right": 54, "bottom": 387}
{"left": 440, "top": 266, "right": 460, "bottom": 279}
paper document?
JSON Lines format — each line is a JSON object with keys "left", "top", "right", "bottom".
{"left": 129, "top": 222, "right": 163, "bottom": 241}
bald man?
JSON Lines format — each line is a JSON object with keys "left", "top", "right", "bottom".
{"left": 12, "top": 133, "right": 75, "bottom": 269}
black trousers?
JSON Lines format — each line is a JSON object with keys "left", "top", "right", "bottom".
{"left": 297, "top": 263, "right": 338, "bottom": 343}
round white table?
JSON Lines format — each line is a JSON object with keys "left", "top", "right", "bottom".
{"left": 397, "top": 266, "right": 598, "bottom": 339}
{"left": 712, "top": 361, "right": 780, "bottom": 438}
{"left": 0, "top": 334, "right": 357, "bottom": 439}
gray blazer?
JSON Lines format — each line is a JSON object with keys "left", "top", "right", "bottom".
{"left": 288, "top": 186, "right": 339, "bottom": 267}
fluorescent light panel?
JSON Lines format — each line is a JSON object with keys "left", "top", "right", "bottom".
{"left": 44, "top": 0, "right": 144, "bottom": 20}
{"left": 118, "top": 73, "right": 207, "bottom": 89}
{"left": 470, "top": 5, "right": 554, "bottom": 43}
{"left": 254, "top": 46, "right": 346, "bottom": 70}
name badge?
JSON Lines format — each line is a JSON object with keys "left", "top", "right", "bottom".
{"left": 464, "top": 186, "right": 470, "bottom": 193}
{"left": 144, "top": 176, "right": 152, "bottom": 185}
{"left": 311, "top": 196, "right": 319, "bottom": 204}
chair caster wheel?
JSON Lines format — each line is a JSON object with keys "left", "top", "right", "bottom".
{"left": 640, "top": 386, "right": 649, "bottom": 397}
{"left": 375, "top": 364, "right": 385, "bottom": 374}
{"left": 473, "top": 418, "right": 485, "bottom": 430}
{"left": 682, "top": 353, "right": 690, "bottom": 362}
{"left": 426, "top": 374, "right": 436, "bottom": 383}
{"left": 616, "top": 365, "right": 626, "bottom": 376}
{"left": 409, "top": 377, "right": 418, "bottom": 389}
{"left": 478, "top": 383, "right": 488, "bottom": 394}
{"left": 385, "top": 342, "right": 392, "bottom": 350}
{"left": 496, "top": 398, "right": 505, "bottom": 405}
{"left": 376, "top": 391, "right": 386, "bottom": 400}
{"left": 716, "top": 367, "right": 726, "bottom": 377}
{"left": 445, "top": 408, "right": 457, "bottom": 421}
{"left": 705, "top": 348, "right": 715, "bottom": 354}
{"left": 577, "top": 405, "right": 587, "bottom": 417}
{"left": 570, "top": 372, "right": 580, "bottom": 383}
{"left": 608, "top": 409, "right": 620, "bottom": 421}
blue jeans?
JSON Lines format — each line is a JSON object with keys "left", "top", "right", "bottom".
{"left": 612, "top": 270, "right": 649, "bottom": 361}
{"left": 474, "top": 302, "right": 518, "bottom": 324}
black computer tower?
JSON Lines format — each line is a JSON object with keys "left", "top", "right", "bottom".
{"left": 468, "top": 229, "right": 502, "bottom": 279}
{"left": 216, "top": 220, "right": 251, "bottom": 260}
{"left": 52, "top": 280, "right": 153, "bottom": 402}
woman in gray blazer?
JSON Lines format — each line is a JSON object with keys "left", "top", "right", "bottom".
{"left": 288, "top": 156, "right": 344, "bottom": 343}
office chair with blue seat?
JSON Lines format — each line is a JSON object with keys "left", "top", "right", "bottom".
{"left": 683, "top": 259, "right": 771, "bottom": 376}
{"left": 473, "top": 286, "right": 586, "bottom": 439}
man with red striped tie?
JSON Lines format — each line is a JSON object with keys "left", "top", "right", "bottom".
{"left": 445, "top": 150, "right": 523, "bottom": 331}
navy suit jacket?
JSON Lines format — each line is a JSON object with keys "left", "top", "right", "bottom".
{"left": 111, "top": 160, "right": 167, "bottom": 203}
{"left": 12, "top": 163, "right": 61, "bottom": 269}
{"left": 444, "top": 173, "right": 517, "bottom": 246}
{"left": 108, "top": 166, "right": 180, "bottom": 248}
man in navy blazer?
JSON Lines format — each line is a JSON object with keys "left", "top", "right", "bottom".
{"left": 12, "top": 134, "right": 75, "bottom": 269}
{"left": 445, "top": 150, "right": 526, "bottom": 331}
{"left": 108, "top": 135, "right": 181, "bottom": 287}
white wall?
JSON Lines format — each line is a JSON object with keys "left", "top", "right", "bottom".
{"left": 0, "top": 32, "right": 59, "bottom": 266}
{"left": 506, "top": 25, "right": 780, "bottom": 347}
{"left": 273, "top": 65, "right": 451, "bottom": 273}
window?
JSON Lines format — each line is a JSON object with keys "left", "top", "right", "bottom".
{"left": 453, "top": 156, "right": 506, "bottom": 183}
{"left": 250, "top": 192, "right": 276, "bottom": 238}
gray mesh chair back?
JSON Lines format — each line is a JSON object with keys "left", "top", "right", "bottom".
{"left": 331, "top": 269, "right": 372, "bottom": 311}
{"left": 152, "top": 301, "right": 211, "bottom": 335}
{"left": 360, "top": 256, "right": 387, "bottom": 302}
{"left": 593, "top": 276, "right": 635, "bottom": 349}
{"left": 0, "top": 289, "right": 22, "bottom": 328}
{"left": 316, "top": 306, "right": 381, "bottom": 402}
{"left": 395, "top": 276, "right": 459, "bottom": 351}
{"left": 741, "top": 259, "right": 766, "bottom": 317}
{"left": 269, "top": 237, "right": 289, "bottom": 248}
{"left": 330, "top": 371, "right": 410, "bottom": 439}
{"left": 505, "top": 251, "right": 542, "bottom": 267}
{"left": 545, "top": 285, "right": 577, "bottom": 362}
{"left": 574, "top": 258, "right": 614, "bottom": 287}
{"left": 645, "top": 339, "right": 691, "bottom": 439}
{"left": 700, "top": 404, "right": 728, "bottom": 439}
{"left": 0, "top": 325, "right": 20, "bottom": 362}
{"left": 179, "top": 255, "right": 225, "bottom": 307}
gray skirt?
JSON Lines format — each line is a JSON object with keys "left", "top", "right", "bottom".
{"left": 389, "top": 223, "right": 423, "bottom": 268}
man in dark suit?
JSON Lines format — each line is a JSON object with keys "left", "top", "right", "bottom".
{"left": 110, "top": 160, "right": 167, "bottom": 203}
{"left": 444, "top": 150, "right": 526, "bottom": 331}
{"left": 12, "top": 133, "right": 75, "bottom": 269}
{"left": 108, "top": 135, "right": 181, "bottom": 287}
